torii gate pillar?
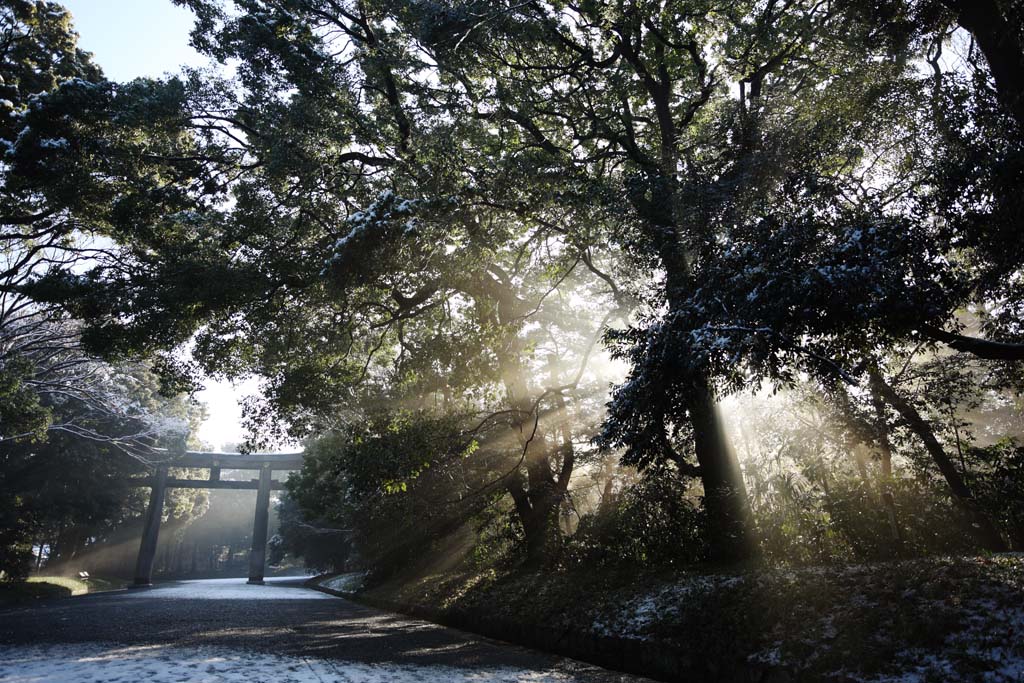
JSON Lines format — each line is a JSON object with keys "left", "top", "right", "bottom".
{"left": 133, "top": 466, "right": 168, "bottom": 586}
{"left": 247, "top": 465, "right": 273, "bottom": 585}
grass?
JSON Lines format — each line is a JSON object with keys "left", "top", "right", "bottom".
{"left": 0, "top": 575, "right": 125, "bottom": 606}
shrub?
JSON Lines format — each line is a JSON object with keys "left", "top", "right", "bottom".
{"left": 565, "top": 469, "right": 706, "bottom": 569}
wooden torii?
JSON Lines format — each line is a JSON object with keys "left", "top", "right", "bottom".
{"left": 132, "top": 451, "right": 304, "bottom": 587}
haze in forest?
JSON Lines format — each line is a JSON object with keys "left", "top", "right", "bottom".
{"left": 2, "top": 1, "right": 1024, "bottom": 679}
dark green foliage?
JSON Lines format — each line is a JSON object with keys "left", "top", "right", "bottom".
{"left": 0, "top": 359, "right": 50, "bottom": 442}
{"left": 283, "top": 412, "right": 489, "bottom": 577}
{"left": 269, "top": 496, "right": 351, "bottom": 573}
{"left": 566, "top": 470, "right": 706, "bottom": 569}
{"left": 970, "top": 441, "right": 1024, "bottom": 548}
{"left": 754, "top": 475, "right": 978, "bottom": 565}
{"left": 0, "top": 362, "right": 207, "bottom": 580}
{"left": 0, "top": 490, "right": 34, "bottom": 582}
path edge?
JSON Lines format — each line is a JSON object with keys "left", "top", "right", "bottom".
{"left": 305, "top": 576, "right": 784, "bottom": 683}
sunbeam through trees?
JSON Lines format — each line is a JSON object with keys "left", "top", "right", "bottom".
{"left": 2, "top": 1, "right": 1024, "bottom": 680}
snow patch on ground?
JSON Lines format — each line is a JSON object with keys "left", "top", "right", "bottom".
{"left": 591, "top": 573, "right": 745, "bottom": 640}
{"left": 118, "top": 578, "right": 333, "bottom": 601}
{"left": 320, "top": 572, "right": 368, "bottom": 594}
{"left": 588, "top": 555, "right": 1024, "bottom": 680}
{"left": 0, "top": 643, "right": 575, "bottom": 682}
{"left": 855, "top": 594, "right": 1024, "bottom": 683}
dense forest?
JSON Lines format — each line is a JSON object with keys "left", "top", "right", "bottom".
{"left": 2, "top": 0, "right": 1023, "bottom": 597}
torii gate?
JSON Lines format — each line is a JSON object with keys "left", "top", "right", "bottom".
{"left": 131, "top": 451, "right": 304, "bottom": 587}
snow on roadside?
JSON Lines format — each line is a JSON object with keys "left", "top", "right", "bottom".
{"left": 0, "top": 642, "right": 575, "bottom": 683}
{"left": 591, "top": 574, "right": 745, "bottom": 639}
{"left": 118, "top": 578, "right": 332, "bottom": 601}
{"left": 320, "top": 572, "right": 368, "bottom": 595}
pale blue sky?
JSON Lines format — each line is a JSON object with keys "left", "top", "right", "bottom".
{"left": 63, "top": 1, "right": 255, "bottom": 449}
{"left": 62, "top": 0, "right": 206, "bottom": 81}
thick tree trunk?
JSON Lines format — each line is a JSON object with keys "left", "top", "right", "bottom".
{"left": 688, "top": 381, "right": 757, "bottom": 564}
{"left": 650, "top": 234, "right": 757, "bottom": 563}
{"left": 946, "top": 0, "right": 1024, "bottom": 129}
{"left": 506, "top": 469, "right": 560, "bottom": 568}
{"left": 523, "top": 509, "right": 558, "bottom": 567}
{"left": 869, "top": 369, "right": 1007, "bottom": 551}
{"left": 658, "top": 238, "right": 757, "bottom": 562}
{"left": 615, "top": 26, "right": 758, "bottom": 564}
{"left": 502, "top": 387, "right": 564, "bottom": 568}
{"left": 507, "top": 393, "right": 569, "bottom": 566}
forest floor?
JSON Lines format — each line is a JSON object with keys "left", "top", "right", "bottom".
{"left": 339, "top": 553, "right": 1024, "bottom": 682}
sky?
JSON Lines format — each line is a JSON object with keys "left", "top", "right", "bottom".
{"left": 60, "top": 0, "right": 206, "bottom": 82}
{"left": 61, "top": 1, "right": 254, "bottom": 450}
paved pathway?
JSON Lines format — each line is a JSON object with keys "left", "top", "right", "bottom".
{"left": 0, "top": 577, "right": 650, "bottom": 682}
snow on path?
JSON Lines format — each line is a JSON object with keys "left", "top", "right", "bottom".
{"left": 118, "top": 577, "right": 332, "bottom": 601}
{"left": 0, "top": 643, "right": 574, "bottom": 682}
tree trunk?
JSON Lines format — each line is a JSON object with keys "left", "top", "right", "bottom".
{"left": 921, "top": 324, "right": 1024, "bottom": 361}
{"left": 863, "top": 377, "right": 906, "bottom": 555}
{"left": 50, "top": 523, "right": 67, "bottom": 565}
{"left": 652, "top": 227, "right": 757, "bottom": 564}
{"left": 869, "top": 369, "right": 1006, "bottom": 551}
{"left": 483, "top": 277, "right": 574, "bottom": 569}
{"left": 616, "top": 27, "right": 758, "bottom": 564}
{"left": 852, "top": 443, "right": 873, "bottom": 485}
{"left": 501, "top": 382, "right": 564, "bottom": 569}
{"left": 835, "top": 381, "right": 905, "bottom": 556}
{"left": 597, "top": 459, "right": 617, "bottom": 517}
{"left": 688, "top": 381, "right": 758, "bottom": 564}
{"left": 945, "top": 0, "right": 1024, "bottom": 129}
{"left": 506, "top": 468, "right": 560, "bottom": 568}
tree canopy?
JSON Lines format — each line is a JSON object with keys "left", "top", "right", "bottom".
{"left": 3, "top": 0, "right": 1024, "bottom": 576}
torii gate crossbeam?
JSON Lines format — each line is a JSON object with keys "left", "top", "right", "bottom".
{"left": 131, "top": 452, "right": 304, "bottom": 587}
